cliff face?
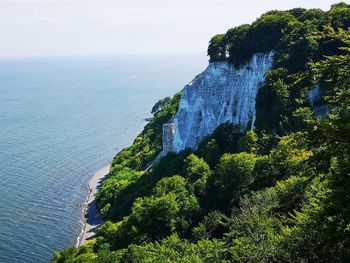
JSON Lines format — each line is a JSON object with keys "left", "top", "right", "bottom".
{"left": 162, "top": 119, "right": 176, "bottom": 153}
{"left": 162, "top": 51, "right": 274, "bottom": 154}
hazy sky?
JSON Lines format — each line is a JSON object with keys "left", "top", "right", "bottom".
{"left": 0, "top": 0, "right": 347, "bottom": 57}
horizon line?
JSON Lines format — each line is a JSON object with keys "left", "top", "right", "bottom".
{"left": 0, "top": 51, "right": 207, "bottom": 59}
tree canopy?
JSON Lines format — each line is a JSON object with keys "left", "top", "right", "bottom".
{"left": 53, "top": 3, "right": 350, "bottom": 262}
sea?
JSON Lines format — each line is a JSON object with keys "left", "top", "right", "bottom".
{"left": 0, "top": 54, "right": 207, "bottom": 263}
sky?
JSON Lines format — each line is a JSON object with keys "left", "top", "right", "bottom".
{"left": 0, "top": 0, "right": 348, "bottom": 57}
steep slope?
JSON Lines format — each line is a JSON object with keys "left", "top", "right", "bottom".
{"left": 169, "top": 52, "right": 274, "bottom": 153}
{"left": 52, "top": 4, "right": 350, "bottom": 263}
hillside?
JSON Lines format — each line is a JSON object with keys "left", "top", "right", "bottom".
{"left": 53, "top": 3, "right": 350, "bottom": 262}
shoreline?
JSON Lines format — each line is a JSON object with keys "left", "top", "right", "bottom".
{"left": 76, "top": 165, "right": 111, "bottom": 247}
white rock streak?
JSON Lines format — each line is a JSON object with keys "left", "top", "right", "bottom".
{"left": 163, "top": 52, "right": 274, "bottom": 154}
{"left": 307, "top": 86, "right": 321, "bottom": 108}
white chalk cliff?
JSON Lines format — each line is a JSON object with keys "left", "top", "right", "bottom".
{"left": 162, "top": 51, "right": 274, "bottom": 155}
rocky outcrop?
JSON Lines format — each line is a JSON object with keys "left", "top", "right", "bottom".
{"left": 161, "top": 52, "right": 274, "bottom": 154}
{"left": 162, "top": 118, "right": 176, "bottom": 153}
{"left": 307, "top": 86, "right": 328, "bottom": 118}
{"left": 307, "top": 86, "right": 322, "bottom": 108}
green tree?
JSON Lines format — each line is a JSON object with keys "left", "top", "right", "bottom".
{"left": 237, "top": 130, "right": 258, "bottom": 154}
{"left": 211, "top": 152, "right": 258, "bottom": 211}
{"left": 183, "top": 154, "right": 211, "bottom": 196}
{"left": 207, "top": 34, "right": 227, "bottom": 62}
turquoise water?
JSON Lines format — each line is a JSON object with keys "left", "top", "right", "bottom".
{"left": 0, "top": 54, "right": 207, "bottom": 263}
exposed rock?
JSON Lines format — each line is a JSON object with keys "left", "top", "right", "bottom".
{"left": 307, "top": 86, "right": 322, "bottom": 108}
{"left": 161, "top": 52, "right": 274, "bottom": 154}
{"left": 307, "top": 86, "right": 328, "bottom": 118}
{"left": 162, "top": 118, "right": 176, "bottom": 153}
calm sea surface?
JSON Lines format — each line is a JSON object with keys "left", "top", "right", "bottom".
{"left": 0, "top": 54, "right": 207, "bottom": 262}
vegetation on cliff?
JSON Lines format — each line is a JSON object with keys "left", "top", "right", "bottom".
{"left": 53, "top": 3, "right": 350, "bottom": 262}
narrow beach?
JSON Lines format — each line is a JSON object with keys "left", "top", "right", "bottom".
{"left": 77, "top": 165, "right": 110, "bottom": 247}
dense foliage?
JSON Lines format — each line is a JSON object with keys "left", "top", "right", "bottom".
{"left": 97, "top": 92, "right": 181, "bottom": 219}
{"left": 53, "top": 3, "right": 350, "bottom": 262}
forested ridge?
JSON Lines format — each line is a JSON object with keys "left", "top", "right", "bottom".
{"left": 53, "top": 3, "right": 350, "bottom": 262}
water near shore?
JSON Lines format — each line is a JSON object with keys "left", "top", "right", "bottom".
{"left": 78, "top": 165, "right": 110, "bottom": 247}
{"left": 0, "top": 54, "right": 207, "bottom": 263}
